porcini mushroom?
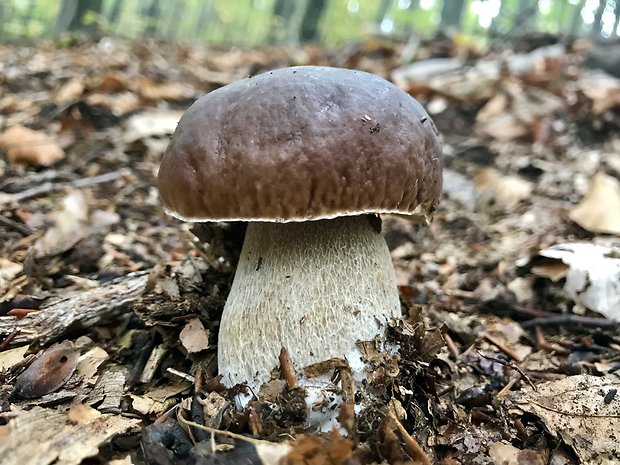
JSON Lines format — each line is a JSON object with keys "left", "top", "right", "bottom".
{"left": 158, "top": 66, "right": 442, "bottom": 389}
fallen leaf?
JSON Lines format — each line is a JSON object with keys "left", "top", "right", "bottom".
{"left": 578, "top": 70, "right": 620, "bottom": 114}
{"left": 30, "top": 189, "right": 89, "bottom": 260}
{"left": 179, "top": 317, "right": 210, "bottom": 354}
{"left": 76, "top": 346, "right": 109, "bottom": 385}
{"left": 489, "top": 441, "right": 545, "bottom": 465}
{"left": 569, "top": 172, "right": 620, "bottom": 235}
{"left": 0, "top": 345, "right": 29, "bottom": 373}
{"left": 0, "top": 125, "right": 64, "bottom": 166}
{"left": 123, "top": 110, "right": 183, "bottom": 143}
{"left": 537, "top": 243, "right": 620, "bottom": 320}
{"left": 0, "top": 259, "right": 23, "bottom": 292}
{"left": 68, "top": 403, "right": 101, "bottom": 424}
{"left": 55, "top": 78, "right": 85, "bottom": 104}
{"left": 13, "top": 340, "right": 80, "bottom": 399}
{"left": 515, "top": 375, "right": 620, "bottom": 463}
{"left": 135, "top": 78, "right": 193, "bottom": 101}
{"left": 474, "top": 167, "right": 533, "bottom": 208}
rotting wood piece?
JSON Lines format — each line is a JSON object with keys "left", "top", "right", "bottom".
{"left": 0, "top": 271, "right": 149, "bottom": 346}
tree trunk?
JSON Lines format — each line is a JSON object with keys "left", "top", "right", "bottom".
{"left": 515, "top": 0, "right": 538, "bottom": 32}
{"left": 376, "top": 0, "right": 392, "bottom": 24}
{"left": 106, "top": 0, "right": 123, "bottom": 27}
{"left": 590, "top": 0, "right": 604, "bottom": 37}
{"left": 568, "top": 0, "right": 585, "bottom": 36}
{"left": 55, "top": 0, "right": 103, "bottom": 33}
{"left": 166, "top": 3, "right": 184, "bottom": 39}
{"left": 142, "top": 0, "right": 162, "bottom": 38}
{"left": 299, "top": 0, "right": 326, "bottom": 43}
{"left": 613, "top": 0, "right": 620, "bottom": 37}
{"left": 268, "top": 0, "right": 296, "bottom": 44}
{"left": 440, "top": 0, "right": 465, "bottom": 30}
{"left": 194, "top": 0, "right": 214, "bottom": 39}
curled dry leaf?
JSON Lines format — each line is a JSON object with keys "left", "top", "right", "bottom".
{"left": 515, "top": 375, "right": 620, "bottom": 463}
{"left": 569, "top": 172, "right": 620, "bottom": 235}
{"left": 536, "top": 242, "right": 620, "bottom": 321}
{"left": 55, "top": 78, "right": 85, "bottom": 104}
{"left": 489, "top": 441, "right": 545, "bottom": 465}
{"left": 13, "top": 340, "right": 79, "bottom": 399}
{"left": 0, "top": 125, "right": 64, "bottom": 167}
{"left": 474, "top": 167, "right": 533, "bottom": 209}
{"left": 179, "top": 317, "right": 210, "bottom": 354}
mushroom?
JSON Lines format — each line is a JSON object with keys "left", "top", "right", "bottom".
{"left": 158, "top": 66, "right": 443, "bottom": 389}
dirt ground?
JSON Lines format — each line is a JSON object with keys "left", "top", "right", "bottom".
{"left": 1, "top": 35, "right": 619, "bottom": 465}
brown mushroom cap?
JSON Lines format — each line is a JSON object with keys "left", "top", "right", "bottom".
{"left": 158, "top": 66, "right": 443, "bottom": 222}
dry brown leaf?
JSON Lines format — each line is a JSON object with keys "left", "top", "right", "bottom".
{"left": 68, "top": 403, "right": 101, "bottom": 424}
{"left": 578, "top": 70, "right": 620, "bottom": 114}
{"left": 474, "top": 167, "right": 533, "bottom": 208}
{"left": 95, "top": 72, "right": 127, "bottom": 92}
{"left": 30, "top": 188, "right": 89, "bottom": 259}
{"left": 0, "top": 258, "right": 23, "bottom": 292}
{"left": 135, "top": 78, "right": 193, "bottom": 101}
{"left": 13, "top": 340, "right": 80, "bottom": 399}
{"left": 281, "top": 431, "right": 353, "bottom": 465}
{"left": 489, "top": 441, "right": 545, "bottom": 465}
{"left": 0, "top": 345, "right": 29, "bottom": 373}
{"left": 516, "top": 375, "right": 620, "bottom": 463}
{"left": 569, "top": 172, "right": 620, "bottom": 235}
{"left": 530, "top": 261, "right": 570, "bottom": 282}
{"left": 0, "top": 125, "right": 64, "bottom": 166}
{"left": 76, "top": 346, "right": 109, "bottom": 385}
{"left": 179, "top": 317, "right": 210, "bottom": 354}
{"left": 55, "top": 78, "right": 85, "bottom": 103}
{"left": 129, "top": 383, "right": 191, "bottom": 416}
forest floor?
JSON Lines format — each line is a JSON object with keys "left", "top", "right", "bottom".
{"left": 0, "top": 35, "right": 619, "bottom": 465}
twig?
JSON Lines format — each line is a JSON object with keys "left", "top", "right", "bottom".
{"left": 388, "top": 413, "right": 433, "bottom": 465}
{"left": 177, "top": 416, "right": 280, "bottom": 446}
{"left": 477, "top": 351, "right": 537, "bottom": 392}
{"left": 0, "top": 214, "right": 34, "bottom": 236}
{"left": 496, "top": 378, "right": 517, "bottom": 398}
{"left": 0, "top": 330, "right": 20, "bottom": 351}
{"left": 483, "top": 333, "right": 525, "bottom": 363}
{"left": 0, "top": 169, "right": 131, "bottom": 207}
{"left": 441, "top": 326, "right": 460, "bottom": 359}
{"left": 535, "top": 326, "right": 570, "bottom": 354}
{"left": 521, "top": 315, "right": 618, "bottom": 329}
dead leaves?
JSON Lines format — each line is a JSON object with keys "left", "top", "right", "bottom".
{"left": 569, "top": 172, "right": 620, "bottom": 235}
{"left": 0, "top": 125, "right": 64, "bottom": 167}
{"left": 515, "top": 375, "right": 620, "bottom": 463}
{"left": 12, "top": 340, "right": 79, "bottom": 399}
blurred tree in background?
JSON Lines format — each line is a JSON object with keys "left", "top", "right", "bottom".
{"left": 0, "top": 0, "right": 618, "bottom": 46}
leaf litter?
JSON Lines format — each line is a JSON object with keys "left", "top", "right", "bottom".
{"left": 0, "top": 35, "right": 619, "bottom": 464}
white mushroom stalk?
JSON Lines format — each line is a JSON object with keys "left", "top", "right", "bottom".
{"left": 157, "top": 66, "right": 444, "bottom": 395}
{"left": 218, "top": 215, "right": 400, "bottom": 389}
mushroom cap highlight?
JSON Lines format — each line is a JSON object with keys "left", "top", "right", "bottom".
{"left": 158, "top": 66, "right": 443, "bottom": 223}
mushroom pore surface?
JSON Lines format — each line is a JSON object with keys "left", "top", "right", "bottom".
{"left": 218, "top": 215, "right": 400, "bottom": 388}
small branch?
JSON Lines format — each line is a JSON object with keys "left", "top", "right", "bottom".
{"left": 0, "top": 169, "right": 131, "bottom": 207}
{"left": 477, "top": 351, "right": 537, "bottom": 391}
{"left": 388, "top": 413, "right": 433, "bottom": 465}
{"left": 521, "top": 315, "right": 618, "bottom": 329}
{"left": 535, "top": 326, "right": 570, "bottom": 354}
{"left": 483, "top": 333, "right": 524, "bottom": 363}
{"left": 0, "top": 214, "right": 34, "bottom": 236}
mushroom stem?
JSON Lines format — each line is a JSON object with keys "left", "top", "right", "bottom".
{"left": 218, "top": 215, "right": 400, "bottom": 388}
